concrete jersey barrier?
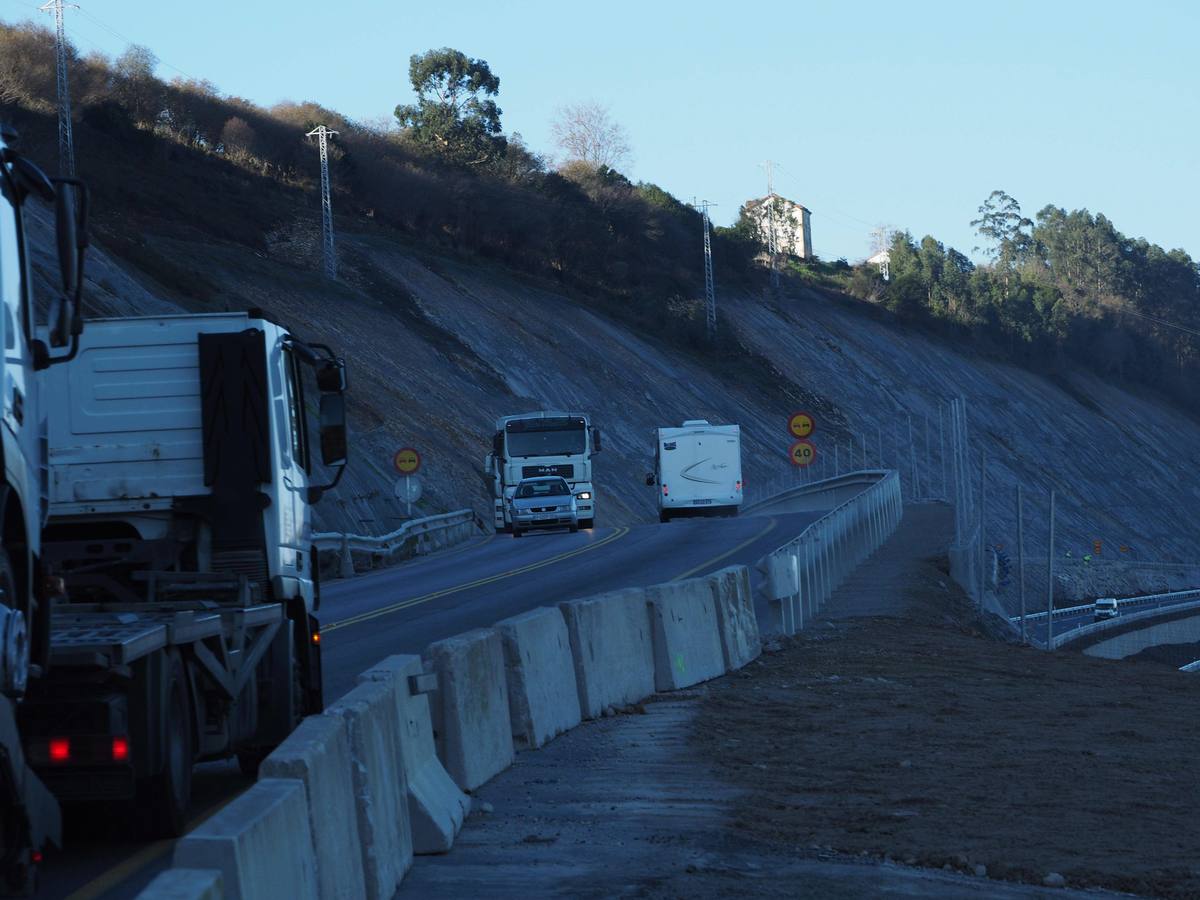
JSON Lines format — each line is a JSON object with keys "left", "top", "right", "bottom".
{"left": 172, "top": 778, "right": 317, "bottom": 900}
{"left": 259, "top": 714, "right": 366, "bottom": 900}
{"left": 423, "top": 628, "right": 514, "bottom": 791}
{"left": 324, "top": 680, "right": 413, "bottom": 899}
{"left": 559, "top": 587, "right": 656, "bottom": 717}
{"left": 706, "top": 566, "right": 761, "bottom": 670}
{"left": 646, "top": 580, "right": 727, "bottom": 691}
{"left": 358, "top": 655, "right": 470, "bottom": 854}
{"left": 136, "top": 868, "right": 224, "bottom": 900}
{"left": 494, "top": 606, "right": 582, "bottom": 749}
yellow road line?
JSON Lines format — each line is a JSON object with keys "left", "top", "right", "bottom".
{"left": 324, "top": 527, "right": 630, "bottom": 634}
{"left": 671, "top": 517, "right": 777, "bottom": 582}
{"left": 65, "top": 792, "right": 240, "bottom": 900}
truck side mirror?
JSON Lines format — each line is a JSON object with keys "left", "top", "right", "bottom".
{"left": 319, "top": 393, "right": 348, "bottom": 467}
{"left": 644, "top": 473, "right": 655, "bottom": 486}
{"left": 316, "top": 359, "right": 346, "bottom": 393}
{"left": 591, "top": 427, "right": 601, "bottom": 453}
{"left": 54, "top": 184, "right": 79, "bottom": 296}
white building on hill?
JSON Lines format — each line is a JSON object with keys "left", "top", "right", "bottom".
{"left": 743, "top": 194, "right": 813, "bottom": 260}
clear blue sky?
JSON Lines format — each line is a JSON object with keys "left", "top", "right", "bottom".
{"left": 4, "top": 0, "right": 1197, "bottom": 262}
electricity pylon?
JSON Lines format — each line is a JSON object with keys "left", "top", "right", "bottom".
{"left": 40, "top": 0, "right": 78, "bottom": 176}
{"left": 306, "top": 125, "right": 338, "bottom": 279}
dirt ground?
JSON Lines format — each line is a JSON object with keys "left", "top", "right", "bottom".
{"left": 695, "top": 557, "right": 1200, "bottom": 899}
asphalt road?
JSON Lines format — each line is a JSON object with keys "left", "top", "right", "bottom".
{"left": 45, "top": 509, "right": 821, "bottom": 900}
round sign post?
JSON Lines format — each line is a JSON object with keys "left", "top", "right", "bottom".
{"left": 788, "top": 411, "right": 816, "bottom": 439}
{"left": 789, "top": 439, "right": 817, "bottom": 468}
{"left": 394, "top": 475, "right": 423, "bottom": 517}
{"left": 392, "top": 448, "right": 422, "bottom": 517}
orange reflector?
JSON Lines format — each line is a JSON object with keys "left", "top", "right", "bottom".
{"left": 312, "top": 632, "right": 321, "bottom": 645}
{"left": 49, "top": 738, "right": 70, "bottom": 763}
{"left": 112, "top": 737, "right": 130, "bottom": 762}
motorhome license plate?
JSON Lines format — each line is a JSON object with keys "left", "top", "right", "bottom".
{"left": 693, "top": 499, "right": 712, "bottom": 504}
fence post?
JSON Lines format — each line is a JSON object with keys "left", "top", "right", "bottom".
{"left": 1017, "top": 484, "right": 1027, "bottom": 643}
{"left": 978, "top": 447, "right": 987, "bottom": 608}
{"left": 1046, "top": 490, "right": 1056, "bottom": 649}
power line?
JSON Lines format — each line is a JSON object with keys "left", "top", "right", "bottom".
{"left": 306, "top": 125, "right": 338, "bottom": 280}
{"left": 1117, "top": 306, "right": 1200, "bottom": 339}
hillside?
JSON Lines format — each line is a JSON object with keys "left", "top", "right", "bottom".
{"left": 25, "top": 188, "right": 1200, "bottom": 588}
{"left": 5, "top": 28, "right": 1198, "bottom": 591}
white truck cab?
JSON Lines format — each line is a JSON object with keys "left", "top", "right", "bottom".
{"left": 648, "top": 420, "right": 742, "bottom": 522}
{"left": 1093, "top": 597, "right": 1119, "bottom": 621}
{"left": 485, "top": 411, "right": 600, "bottom": 531}
{"left": 41, "top": 312, "right": 347, "bottom": 612}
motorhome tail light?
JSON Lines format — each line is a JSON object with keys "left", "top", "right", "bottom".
{"left": 662, "top": 485, "right": 669, "bottom": 496}
{"left": 736, "top": 480, "right": 743, "bottom": 492}
{"left": 111, "top": 736, "right": 130, "bottom": 762}
{"left": 49, "top": 738, "right": 70, "bottom": 763}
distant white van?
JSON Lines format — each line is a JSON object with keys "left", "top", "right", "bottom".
{"left": 1093, "top": 597, "right": 1119, "bottom": 621}
{"left": 647, "top": 420, "right": 742, "bottom": 523}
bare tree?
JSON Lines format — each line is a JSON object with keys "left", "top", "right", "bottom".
{"left": 550, "top": 100, "right": 631, "bottom": 171}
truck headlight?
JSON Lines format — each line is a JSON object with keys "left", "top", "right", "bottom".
{"left": 576, "top": 491, "right": 591, "bottom": 501}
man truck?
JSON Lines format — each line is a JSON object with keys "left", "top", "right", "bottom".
{"left": 0, "top": 126, "right": 348, "bottom": 893}
{"left": 485, "top": 411, "right": 600, "bottom": 532}
{"left": 647, "top": 420, "right": 742, "bottom": 522}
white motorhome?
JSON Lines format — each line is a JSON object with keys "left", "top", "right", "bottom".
{"left": 648, "top": 420, "right": 742, "bottom": 522}
{"left": 485, "top": 411, "right": 600, "bottom": 531}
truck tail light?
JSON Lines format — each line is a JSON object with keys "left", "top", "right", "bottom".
{"left": 49, "top": 738, "right": 70, "bottom": 763}
{"left": 111, "top": 736, "right": 130, "bottom": 762}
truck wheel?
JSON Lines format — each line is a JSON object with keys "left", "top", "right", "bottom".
{"left": 579, "top": 518, "right": 594, "bottom": 530}
{"left": 512, "top": 528, "right": 523, "bottom": 538}
{"left": 659, "top": 512, "right": 670, "bottom": 524}
{"left": 143, "top": 653, "right": 193, "bottom": 838}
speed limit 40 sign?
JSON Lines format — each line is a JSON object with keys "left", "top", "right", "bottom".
{"left": 789, "top": 439, "right": 816, "bottom": 467}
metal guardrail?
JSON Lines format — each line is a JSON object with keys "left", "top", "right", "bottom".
{"left": 1015, "top": 589, "right": 1200, "bottom": 626}
{"left": 313, "top": 508, "right": 479, "bottom": 577}
{"left": 1048, "top": 591, "right": 1200, "bottom": 650}
{"left": 755, "top": 470, "right": 904, "bottom": 635}
{"left": 1181, "top": 660, "right": 1200, "bottom": 673}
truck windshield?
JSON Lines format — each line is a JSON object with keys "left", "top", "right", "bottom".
{"left": 516, "top": 478, "right": 571, "bottom": 498}
{"left": 506, "top": 420, "right": 586, "bottom": 457}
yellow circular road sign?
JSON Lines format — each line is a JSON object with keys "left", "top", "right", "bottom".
{"left": 789, "top": 439, "right": 817, "bottom": 467}
{"left": 393, "top": 447, "right": 421, "bottom": 475}
{"left": 788, "top": 411, "right": 815, "bottom": 439}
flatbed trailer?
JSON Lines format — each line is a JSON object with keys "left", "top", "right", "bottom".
{"left": 21, "top": 573, "right": 304, "bottom": 835}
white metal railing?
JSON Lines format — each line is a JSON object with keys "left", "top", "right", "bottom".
{"left": 313, "top": 509, "right": 479, "bottom": 577}
{"left": 1181, "top": 660, "right": 1200, "bottom": 673}
{"left": 755, "top": 470, "right": 904, "bottom": 635}
{"left": 1041, "top": 590, "right": 1200, "bottom": 650}
{"left": 1016, "top": 589, "right": 1200, "bottom": 625}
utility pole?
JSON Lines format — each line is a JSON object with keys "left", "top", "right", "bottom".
{"left": 306, "top": 125, "right": 338, "bottom": 279}
{"left": 760, "top": 160, "right": 780, "bottom": 291}
{"left": 692, "top": 199, "right": 718, "bottom": 341}
{"left": 41, "top": 0, "right": 78, "bottom": 176}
